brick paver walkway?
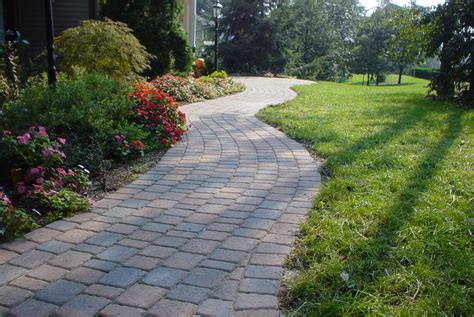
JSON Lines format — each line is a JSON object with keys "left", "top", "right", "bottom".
{"left": 0, "top": 77, "right": 320, "bottom": 316}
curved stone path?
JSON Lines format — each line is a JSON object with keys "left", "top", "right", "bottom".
{"left": 0, "top": 77, "right": 320, "bottom": 317}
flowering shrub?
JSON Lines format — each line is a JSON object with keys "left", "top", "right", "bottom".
{"left": 151, "top": 73, "right": 244, "bottom": 103}
{"left": 0, "top": 191, "right": 37, "bottom": 238}
{"left": 114, "top": 134, "right": 145, "bottom": 159}
{"left": 129, "top": 82, "right": 187, "bottom": 146}
{"left": 0, "top": 127, "right": 91, "bottom": 232}
{"left": 2, "top": 126, "right": 66, "bottom": 168}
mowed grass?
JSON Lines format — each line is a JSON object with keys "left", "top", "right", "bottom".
{"left": 257, "top": 75, "right": 473, "bottom": 315}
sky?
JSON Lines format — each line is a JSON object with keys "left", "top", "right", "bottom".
{"left": 359, "top": 0, "right": 446, "bottom": 11}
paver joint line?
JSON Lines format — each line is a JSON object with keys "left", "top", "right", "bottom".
{"left": 0, "top": 77, "right": 320, "bottom": 315}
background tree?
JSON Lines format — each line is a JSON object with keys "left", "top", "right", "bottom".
{"left": 424, "top": 0, "right": 474, "bottom": 100}
{"left": 352, "top": 5, "right": 393, "bottom": 85}
{"left": 101, "top": 0, "right": 192, "bottom": 76}
{"left": 388, "top": 5, "right": 428, "bottom": 84}
{"left": 219, "top": 0, "right": 284, "bottom": 73}
{"left": 275, "top": 0, "right": 361, "bottom": 81}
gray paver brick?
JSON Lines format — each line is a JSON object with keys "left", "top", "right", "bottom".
{"left": 0, "top": 264, "right": 27, "bottom": 285}
{"left": 27, "top": 264, "right": 69, "bottom": 282}
{"left": 162, "top": 252, "right": 205, "bottom": 270}
{"left": 148, "top": 299, "right": 197, "bottom": 317}
{"left": 34, "top": 280, "right": 85, "bottom": 305}
{"left": 221, "top": 236, "right": 258, "bottom": 252}
{"left": 239, "top": 278, "right": 280, "bottom": 295}
{"left": 37, "top": 240, "right": 74, "bottom": 254}
{"left": 142, "top": 267, "right": 187, "bottom": 288}
{"left": 65, "top": 267, "right": 105, "bottom": 285}
{"left": 182, "top": 267, "right": 227, "bottom": 288}
{"left": 244, "top": 265, "right": 282, "bottom": 280}
{"left": 96, "top": 245, "right": 138, "bottom": 263}
{"left": 10, "top": 276, "right": 48, "bottom": 291}
{"left": 209, "top": 248, "right": 248, "bottom": 264}
{"left": 85, "top": 232, "right": 125, "bottom": 247}
{"left": 9, "top": 250, "right": 54, "bottom": 269}
{"left": 154, "top": 236, "right": 188, "bottom": 248}
{"left": 84, "top": 284, "right": 123, "bottom": 299}
{"left": 24, "top": 228, "right": 62, "bottom": 243}
{"left": 115, "top": 284, "right": 165, "bottom": 308}
{"left": 7, "top": 299, "right": 57, "bottom": 317}
{"left": 180, "top": 239, "right": 219, "bottom": 255}
{"left": 165, "top": 284, "right": 210, "bottom": 304}
{"left": 197, "top": 299, "right": 233, "bottom": 317}
{"left": 124, "top": 255, "right": 161, "bottom": 270}
{"left": 234, "top": 293, "right": 278, "bottom": 310}
{"left": 1, "top": 239, "right": 38, "bottom": 253}
{"left": 48, "top": 250, "right": 91, "bottom": 270}
{"left": 83, "top": 260, "right": 118, "bottom": 272}
{"left": 100, "top": 303, "right": 145, "bottom": 317}
{"left": 99, "top": 267, "right": 145, "bottom": 288}
{"left": 0, "top": 286, "right": 32, "bottom": 307}
{"left": 54, "top": 294, "right": 110, "bottom": 317}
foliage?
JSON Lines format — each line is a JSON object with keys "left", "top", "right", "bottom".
{"left": 388, "top": 6, "right": 428, "bottom": 84}
{"left": 1, "top": 73, "right": 133, "bottom": 172}
{"left": 412, "top": 67, "right": 440, "bottom": 80}
{"left": 209, "top": 70, "right": 228, "bottom": 80}
{"left": 151, "top": 73, "right": 244, "bottom": 103}
{"left": 275, "top": 0, "right": 361, "bottom": 81}
{"left": 0, "top": 31, "right": 29, "bottom": 107}
{"left": 258, "top": 74, "right": 473, "bottom": 315}
{"left": 0, "top": 191, "right": 37, "bottom": 238}
{"left": 55, "top": 19, "right": 153, "bottom": 77}
{"left": 0, "top": 127, "right": 91, "bottom": 237}
{"left": 423, "top": 0, "right": 474, "bottom": 100}
{"left": 219, "top": 0, "right": 285, "bottom": 73}
{"left": 101, "top": 0, "right": 192, "bottom": 75}
{"left": 129, "top": 82, "right": 187, "bottom": 146}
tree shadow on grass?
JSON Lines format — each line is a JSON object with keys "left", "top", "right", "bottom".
{"left": 337, "top": 109, "right": 465, "bottom": 311}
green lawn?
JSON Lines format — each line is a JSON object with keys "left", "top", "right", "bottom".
{"left": 257, "top": 75, "right": 473, "bottom": 316}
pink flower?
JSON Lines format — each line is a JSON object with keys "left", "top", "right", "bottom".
{"left": 56, "top": 168, "right": 67, "bottom": 176}
{"left": 58, "top": 137, "right": 66, "bottom": 145}
{"left": 2, "top": 130, "right": 11, "bottom": 136}
{"left": 71, "top": 183, "right": 78, "bottom": 190}
{"left": 16, "top": 136, "right": 28, "bottom": 144}
{"left": 30, "top": 167, "right": 41, "bottom": 175}
{"left": 37, "top": 126, "right": 47, "bottom": 137}
{"left": 42, "top": 148, "right": 51, "bottom": 157}
{"left": 32, "top": 184, "right": 44, "bottom": 192}
{"left": 114, "top": 135, "right": 123, "bottom": 145}
{"left": 35, "top": 177, "right": 44, "bottom": 184}
{"left": 17, "top": 182, "right": 26, "bottom": 194}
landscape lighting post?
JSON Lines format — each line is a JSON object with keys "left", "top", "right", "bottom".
{"left": 213, "top": 0, "right": 222, "bottom": 72}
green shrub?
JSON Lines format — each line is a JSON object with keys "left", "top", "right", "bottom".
{"left": 412, "top": 67, "right": 440, "bottom": 80}
{"left": 210, "top": 70, "right": 228, "bottom": 80}
{"left": 55, "top": 19, "right": 154, "bottom": 76}
{"left": 1, "top": 73, "right": 132, "bottom": 173}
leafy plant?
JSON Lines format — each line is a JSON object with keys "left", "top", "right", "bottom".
{"left": 55, "top": 19, "right": 154, "bottom": 76}
{"left": 0, "top": 191, "right": 37, "bottom": 238}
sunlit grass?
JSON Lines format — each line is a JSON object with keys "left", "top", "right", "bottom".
{"left": 257, "top": 75, "right": 473, "bottom": 315}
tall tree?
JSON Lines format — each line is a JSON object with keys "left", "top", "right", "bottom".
{"left": 275, "top": 0, "right": 361, "bottom": 81}
{"left": 219, "top": 0, "right": 284, "bottom": 73}
{"left": 389, "top": 5, "right": 428, "bottom": 84}
{"left": 101, "top": 0, "right": 192, "bottom": 76}
{"left": 424, "top": 0, "right": 474, "bottom": 100}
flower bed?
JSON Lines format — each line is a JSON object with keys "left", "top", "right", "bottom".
{"left": 151, "top": 72, "right": 245, "bottom": 103}
{"left": 0, "top": 73, "right": 188, "bottom": 239}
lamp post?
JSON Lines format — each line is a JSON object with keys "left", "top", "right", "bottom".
{"left": 44, "top": 0, "right": 57, "bottom": 86}
{"left": 212, "top": 0, "right": 222, "bottom": 72}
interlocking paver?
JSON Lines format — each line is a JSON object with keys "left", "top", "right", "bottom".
{"left": 0, "top": 286, "right": 32, "bottom": 307}
{"left": 34, "top": 280, "right": 85, "bottom": 305}
{"left": 99, "top": 267, "right": 145, "bottom": 288}
{"left": 115, "top": 284, "right": 165, "bottom": 309}
{"left": 1, "top": 78, "right": 319, "bottom": 315}
{"left": 142, "top": 267, "right": 187, "bottom": 288}
{"left": 54, "top": 294, "right": 110, "bottom": 317}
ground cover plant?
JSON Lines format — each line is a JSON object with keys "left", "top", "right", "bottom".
{"left": 257, "top": 75, "right": 473, "bottom": 315}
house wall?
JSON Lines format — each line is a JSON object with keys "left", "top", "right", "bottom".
{"left": 9, "top": 0, "right": 94, "bottom": 53}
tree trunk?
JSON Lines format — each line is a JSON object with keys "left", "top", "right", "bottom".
{"left": 398, "top": 47, "right": 405, "bottom": 85}
{"left": 437, "top": 55, "right": 455, "bottom": 98}
{"left": 376, "top": 73, "right": 379, "bottom": 86}
{"left": 362, "top": 73, "right": 365, "bottom": 86}
{"left": 367, "top": 68, "right": 370, "bottom": 86}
